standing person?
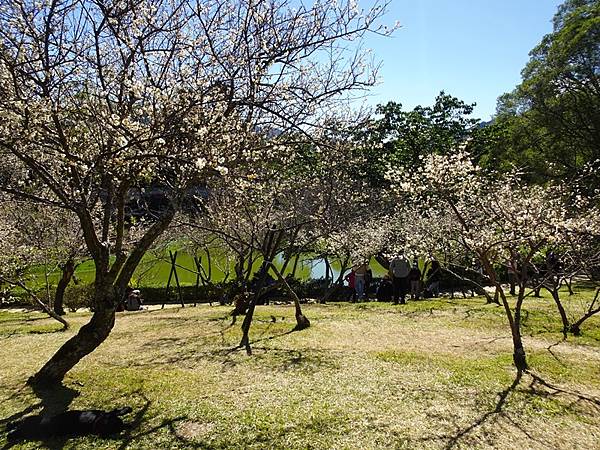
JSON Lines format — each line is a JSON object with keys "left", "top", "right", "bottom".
{"left": 427, "top": 259, "right": 441, "bottom": 298}
{"left": 390, "top": 251, "right": 410, "bottom": 304}
{"left": 365, "top": 267, "right": 373, "bottom": 299}
{"left": 354, "top": 262, "right": 369, "bottom": 302}
{"left": 344, "top": 268, "right": 357, "bottom": 303}
{"left": 409, "top": 261, "right": 422, "bottom": 300}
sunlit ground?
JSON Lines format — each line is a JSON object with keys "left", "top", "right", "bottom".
{"left": 1, "top": 288, "right": 599, "bottom": 449}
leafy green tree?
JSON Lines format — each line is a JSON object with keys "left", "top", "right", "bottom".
{"left": 479, "top": 0, "right": 600, "bottom": 181}
{"left": 355, "top": 92, "right": 479, "bottom": 186}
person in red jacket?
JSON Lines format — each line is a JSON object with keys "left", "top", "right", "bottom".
{"left": 344, "top": 268, "right": 357, "bottom": 303}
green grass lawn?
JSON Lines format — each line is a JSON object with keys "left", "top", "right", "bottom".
{"left": 1, "top": 290, "right": 599, "bottom": 449}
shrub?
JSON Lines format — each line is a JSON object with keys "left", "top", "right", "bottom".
{"left": 64, "top": 284, "right": 94, "bottom": 312}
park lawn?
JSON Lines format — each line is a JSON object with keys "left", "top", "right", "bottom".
{"left": 1, "top": 291, "right": 599, "bottom": 449}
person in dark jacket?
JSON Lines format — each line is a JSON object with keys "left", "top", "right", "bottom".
{"left": 365, "top": 267, "right": 373, "bottom": 298}
{"left": 376, "top": 274, "right": 393, "bottom": 302}
{"left": 125, "top": 289, "right": 143, "bottom": 311}
{"left": 427, "top": 259, "right": 441, "bottom": 297}
{"left": 409, "top": 262, "right": 422, "bottom": 300}
{"left": 390, "top": 251, "right": 411, "bottom": 304}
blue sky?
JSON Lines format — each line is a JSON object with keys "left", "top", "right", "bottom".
{"left": 363, "top": 1, "right": 563, "bottom": 120}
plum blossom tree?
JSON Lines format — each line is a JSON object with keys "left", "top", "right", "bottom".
{"left": 185, "top": 142, "right": 324, "bottom": 352}
{"left": 6, "top": 202, "right": 87, "bottom": 316}
{"left": 321, "top": 216, "right": 390, "bottom": 291}
{"left": 0, "top": 199, "right": 70, "bottom": 328}
{"left": 536, "top": 188, "right": 600, "bottom": 336}
{"left": 0, "top": 0, "right": 392, "bottom": 385}
{"left": 387, "top": 151, "right": 600, "bottom": 374}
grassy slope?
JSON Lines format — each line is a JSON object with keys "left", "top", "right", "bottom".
{"left": 1, "top": 290, "right": 599, "bottom": 449}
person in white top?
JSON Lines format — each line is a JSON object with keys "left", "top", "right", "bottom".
{"left": 354, "top": 262, "right": 369, "bottom": 301}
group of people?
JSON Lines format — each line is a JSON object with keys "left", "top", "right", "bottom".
{"left": 345, "top": 252, "right": 441, "bottom": 304}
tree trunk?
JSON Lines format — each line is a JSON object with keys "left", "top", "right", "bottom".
{"left": 28, "top": 206, "right": 175, "bottom": 386}
{"left": 566, "top": 277, "right": 574, "bottom": 295}
{"left": 568, "top": 288, "right": 600, "bottom": 336}
{"left": 54, "top": 259, "right": 76, "bottom": 316}
{"left": 28, "top": 306, "right": 115, "bottom": 386}
{"left": 239, "top": 276, "right": 266, "bottom": 354}
{"left": 484, "top": 287, "right": 499, "bottom": 304}
{"left": 481, "top": 255, "right": 528, "bottom": 373}
{"left": 547, "top": 286, "right": 570, "bottom": 338}
{"left": 268, "top": 262, "right": 310, "bottom": 331}
{"left": 512, "top": 345, "right": 528, "bottom": 373}
{"left": 511, "top": 287, "right": 528, "bottom": 373}
{"left": 324, "top": 256, "right": 331, "bottom": 284}
{"left": 239, "top": 306, "right": 254, "bottom": 353}
{"left": 30, "top": 263, "right": 137, "bottom": 385}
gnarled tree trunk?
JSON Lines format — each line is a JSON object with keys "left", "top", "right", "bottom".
{"left": 28, "top": 283, "right": 118, "bottom": 386}
{"left": 54, "top": 259, "right": 76, "bottom": 316}
{"left": 268, "top": 262, "right": 310, "bottom": 330}
{"left": 568, "top": 287, "right": 600, "bottom": 336}
{"left": 546, "top": 285, "right": 570, "bottom": 338}
{"left": 28, "top": 309, "right": 115, "bottom": 386}
{"left": 28, "top": 207, "right": 174, "bottom": 386}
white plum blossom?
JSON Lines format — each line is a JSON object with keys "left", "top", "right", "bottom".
{"left": 386, "top": 149, "right": 600, "bottom": 372}
{"left": 0, "top": 0, "right": 393, "bottom": 384}
{"left": 195, "top": 158, "right": 208, "bottom": 170}
{"left": 215, "top": 166, "right": 229, "bottom": 176}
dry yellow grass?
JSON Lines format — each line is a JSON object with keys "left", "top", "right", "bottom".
{"left": 1, "top": 295, "right": 599, "bottom": 449}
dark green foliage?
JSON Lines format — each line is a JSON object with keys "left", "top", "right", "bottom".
{"left": 477, "top": 0, "right": 600, "bottom": 183}
{"left": 355, "top": 92, "right": 479, "bottom": 186}
{"left": 63, "top": 284, "right": 94, "bottom": 312}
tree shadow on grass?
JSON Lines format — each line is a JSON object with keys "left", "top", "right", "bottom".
{"left": 1, "top": 383, "right": 79, "bottom": 450}
{"left": 0, "top": 386, "right": 183, "bottom": 450}
{"left": 112, "top": 392, "right": 186, "bottom": 450}
{"left": 112, "top": 326, "right": 334, "bottom": 376}
{"left": 526, "top": 371, "right": 600, "bottom": 410}
{"left": 115, "top": 414, "right": 188, "bottom": 450}
{"left": 440, "top": 372, "right": 523, "bottom": 450}
{"left": 122, "top": 324, "right": 300, "bottom": 371}
{"left": 415, "top": 368, "right": 600, "bottom": 449}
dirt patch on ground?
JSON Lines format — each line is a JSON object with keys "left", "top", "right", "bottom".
{"left": 175, "top": 420, "right": 216, "bottom": 442}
